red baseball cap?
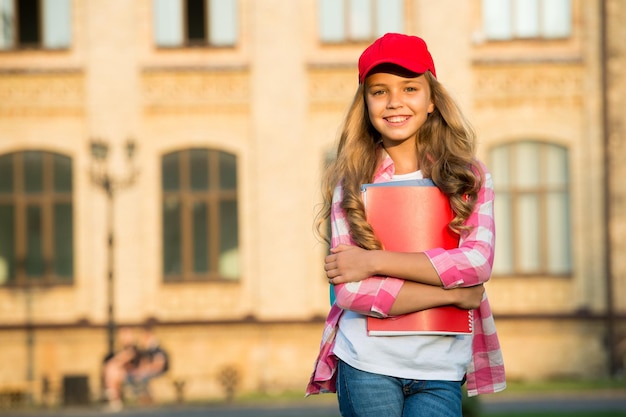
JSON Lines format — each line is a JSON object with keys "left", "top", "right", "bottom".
{"left": 358, "top": 33, "right": 436, "bottom": 84}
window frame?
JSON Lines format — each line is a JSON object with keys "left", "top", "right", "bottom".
{"left": 0, "top": 150, "right": 74, "bottom": 287}
{"left": 161, "top": 148, "right": 240, "bottom": 283}
{"left": 490, "top": 140, "right": 572, "bottom": 277}
{"left": 0, "top": 0, "right": 71, "bottom": 50}
{"left": 481, "top": 0, "right": 572, "bottom": 42}
{"left": 153, "top": 0, "right": 238, "bottom": 49}
{"left": 318, "top": 0, "right": 405, "bottom": 44}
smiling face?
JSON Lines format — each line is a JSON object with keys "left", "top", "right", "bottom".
{"left": 364, "top": 70, "right": 435, "bottom": 151}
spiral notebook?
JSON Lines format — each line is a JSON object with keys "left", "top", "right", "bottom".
{"left": 362, "top": 179, "right": 473, "bottom": 336}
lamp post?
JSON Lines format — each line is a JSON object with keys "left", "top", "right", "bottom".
{"left": 89, "top": 138, "right": 138, "bottom": 356}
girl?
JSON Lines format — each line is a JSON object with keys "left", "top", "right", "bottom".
{"left": 306, "top": 33, "right": 506, "bottom": 417}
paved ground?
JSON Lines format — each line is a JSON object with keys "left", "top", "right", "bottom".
{"left": 1, "top": 390, "right": 625, "bottom": 416}
{"left": 480, "top": 390, "right": 626, "bottom": 413}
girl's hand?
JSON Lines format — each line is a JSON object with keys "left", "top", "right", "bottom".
{"left": 451, "top": 284, "right": 485, "bottom": 310}
{"left": 325, "top": 244, "right": 375, "bottom": 284}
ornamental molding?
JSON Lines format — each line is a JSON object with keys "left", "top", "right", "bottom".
{"left": 141, "top": 69, "right": 250, "bottom": 114}
{"left": 473, "top": 64, "right": 584, "bottom": 109}
{"left": 0, "top": 72, "right": 84, "bottom": 117}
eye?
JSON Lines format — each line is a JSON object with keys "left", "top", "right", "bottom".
{"left": 370, "top": 89, "right": 386, "bottom": 96}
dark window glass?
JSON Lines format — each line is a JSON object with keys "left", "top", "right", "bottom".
{"left": 17, "top": 0, "right": 40, "bottom": 46}
{"left": 24, "top": 151, "right": 43, "bottom": 194}
{"left": 190, "top": 149, "right": 209, "bottom": 190}
{"left": 219, "top": 200, "right": 238, "bottom": 279}
{"left": 193, "top": 201, "right": 209, "bottom": 273}
{"left": 0, "top": 205, "right": 15, "bottom": 284}
{"left": 0, "top": 155, "right": 13, "bottom": 193}
{"left": 187, "top": 0, "right": 206, "bottom": 42}
{"left": 219, "top": 151, "right": 237, "bottom": 190}
{"left": 54, "top": 203, "right": 73, "bottom": 278}
{"left": 162, "top": 152, "right": 180, "bottom": 191}
{"left": 163, "top": 197, "right": 182, "bottom": 277}
{"left": 26, "top": 204, "right": 44, "bottom": 276}
{"left": 54, "top": 154, "right": 72, "bottom": 192}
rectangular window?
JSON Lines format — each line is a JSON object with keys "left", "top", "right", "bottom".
{"left": 482, "top": 0, "right": 571, "bottom": 40}
{"left": 153, "top": 0, "right": 238, "bottom": 48}
{"left": 318, "top": 0, "right": 403, "bottom": 43}
{"left": 0, "top": 0, "right": 71, "bottom": 50}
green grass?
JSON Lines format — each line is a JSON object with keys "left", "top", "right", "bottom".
{"left": 475, "top": 378, "right": 626, "bottom": 417}
{"left": 485, "top": 413, "right": 626, "bottom": 417}
{"left": 500, "top": 378, "right": 626, "bottom": 393}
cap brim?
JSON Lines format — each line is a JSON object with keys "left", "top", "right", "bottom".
{"left": 360, "top": 60, "right": 431, "bottom": 83}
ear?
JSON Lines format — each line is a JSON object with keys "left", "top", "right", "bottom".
{"left": 428, "top": 100, "right": 435, "bottom": 114}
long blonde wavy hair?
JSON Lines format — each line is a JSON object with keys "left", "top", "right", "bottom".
{"left": 315, "top": 71, "right": 483, "bottom": 249}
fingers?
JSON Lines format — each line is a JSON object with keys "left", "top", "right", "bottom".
{"left": 328, "top": 276, "right": 342, "bottom": 285}
{"left": 324, "top": 254, "right": 338, "bottom": 278}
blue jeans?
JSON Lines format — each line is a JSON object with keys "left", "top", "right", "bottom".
{"left": 336, "top": 360, "right": 463, "bottom": 417}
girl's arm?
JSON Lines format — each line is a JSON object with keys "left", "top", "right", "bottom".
{"left": 327, "top": 246, "right": 441, "bottom": 286}
{"left": 332, "top": 278, "right": 483, "bottom": 317}
{"left": 387, "top": 281, "right": 483, "bottom": 316}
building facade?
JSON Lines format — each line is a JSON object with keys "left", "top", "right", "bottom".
{"left": 0, "top": 0, "right": 624, "bottom": 405}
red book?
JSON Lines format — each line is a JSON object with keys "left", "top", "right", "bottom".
{"left": 362, "top": 179, "right": 473, "bottom": 336}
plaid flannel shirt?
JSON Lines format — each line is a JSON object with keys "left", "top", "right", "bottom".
{"left": 306, "top": 153, "right": 506, "bottom": 397}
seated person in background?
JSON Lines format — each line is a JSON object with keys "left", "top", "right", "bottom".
{"left": 103, "top": 327, "right": 140, "bottom": 411}
{"left": 126, "top": 326, "right": 169, "bottom": 404}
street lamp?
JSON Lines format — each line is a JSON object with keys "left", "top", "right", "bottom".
{"left": 89, "top": 137, "right": 139, "bottom": 356}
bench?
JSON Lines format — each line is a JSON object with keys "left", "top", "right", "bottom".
{"left": 0, "top": 381, "right": 32, "bottom": 409}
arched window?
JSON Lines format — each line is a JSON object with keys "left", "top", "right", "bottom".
{"left": 0, "top": 150, "right": 74, "bottom": 285}
{"left": 161, "top": 148, "right": 239, "bottom": 281}
{"left": 490, "top": 141, "right": 571, "bottom": 276}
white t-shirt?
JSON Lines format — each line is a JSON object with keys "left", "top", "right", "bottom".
{"left": 333, "top": 170, "right": 473, "bottom": 381}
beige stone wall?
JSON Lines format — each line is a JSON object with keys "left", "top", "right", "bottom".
{"left": 607, "top": 0, "right": 626, "bottom": 313}
{"left": 0, "top": 0, "right": 625, "bottom": 405}
{"left": 606, "top": 0, "right": 626, "bottom": 372}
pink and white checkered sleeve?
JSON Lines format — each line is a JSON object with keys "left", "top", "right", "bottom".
{"left": 424, "top": 165, "right": 496, "bottom": 289}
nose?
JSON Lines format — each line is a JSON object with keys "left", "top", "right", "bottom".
{"left": 386, "top": 90, "right": 403, "bottom": 109}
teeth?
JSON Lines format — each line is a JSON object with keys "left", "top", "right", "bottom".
{"left": 387, "top": 116, "right": 408, "bottom": 123}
